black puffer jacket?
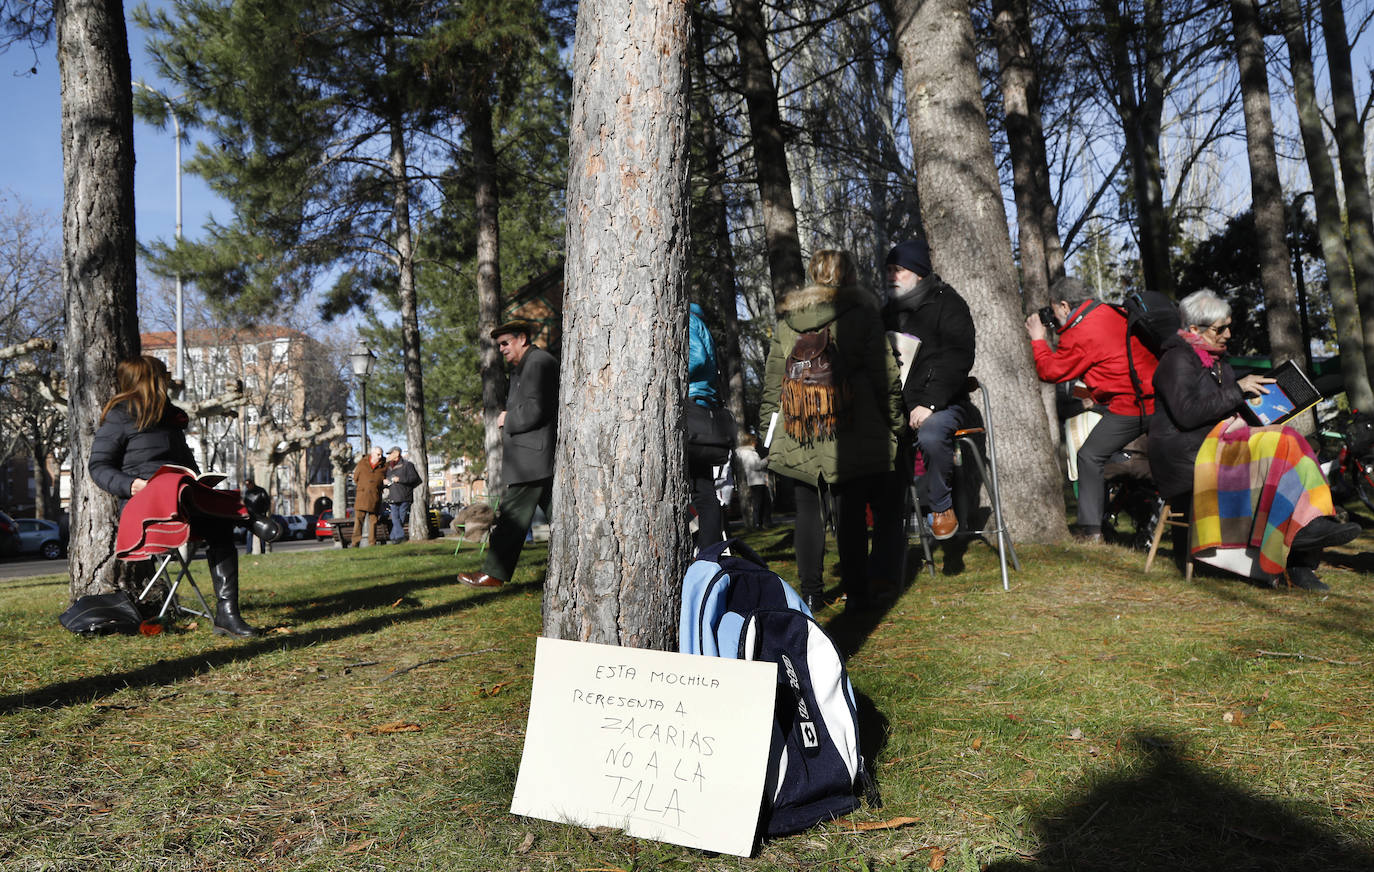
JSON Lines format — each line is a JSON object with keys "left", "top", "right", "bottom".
{"left": 883, "top": 272, "right": 975, "bottom": 411}
{"left": 384, "top": 459, "right": 421, "bottom": 503}
{"left": 1147, "top": 333, "right": 1245, "bottom": 501}
{"left": 89, "top": 403, "right": 199, "bottom": 500}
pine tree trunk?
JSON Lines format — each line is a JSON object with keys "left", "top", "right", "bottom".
{"left": 1279, "top": 0, "right": 1373, "bottom": 408}
{"left": 388, "top": 117, "right": 431, "bottom": 539}
{"left": 691, "top": 23, "right": 753, "bottom": 524}
{"left": 1101, "top": 0, "right": 1172, "bottom": 296}
{"left": 472, "top": 98, "right": 506, "bottom": 494}
{"left": 992, "top": 0, "right": 1065, "bottom": 308}
{"left": 884, "top": 0, "right": 1067, "bottom": 543}
{"left": 1230, "top": 0, "right": 1306, "bottom": 412}
{"left": 1319, "top": 0, "right": 1374, "bottom": 392}
{"left": 991, "top": 0, "right": 1065, "bottom": 451}
{"left": 546, "top": 0, "right": 692, "bottom": 648}
{"left": 58, "top": 0, "right": 141, "bottom": 600}
{"left": 729, "top": 0, "right": 805, "bottom": 305}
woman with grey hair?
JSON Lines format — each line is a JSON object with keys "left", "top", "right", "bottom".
{"left": 1149, "top": 290, "right": 1358, "bottom": 590}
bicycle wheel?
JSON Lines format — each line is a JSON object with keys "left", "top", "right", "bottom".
{"left": 1356, "top": 462, "right": 1374, "bottom": 514}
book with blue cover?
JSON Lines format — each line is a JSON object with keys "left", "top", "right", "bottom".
{"left": 1239, "top": 360, "right": 1322, "bottom": 426}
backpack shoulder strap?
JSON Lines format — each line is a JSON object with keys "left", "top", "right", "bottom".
{"left": 1059, "top": 300, "right": 1102, "bottom": 334}
{"left": 699, "top": 536, "right": 768, "bottom": 569}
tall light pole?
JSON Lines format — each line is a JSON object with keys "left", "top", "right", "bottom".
{"left": 135, "top": 81, "right": 185, "bottom": 384}
{"left": 349, "top": 342, "right": 376, "bottom": 452}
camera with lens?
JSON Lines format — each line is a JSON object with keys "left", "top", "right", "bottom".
{"left": 1037, "top": 306, "right": 1058, "bottom": 331}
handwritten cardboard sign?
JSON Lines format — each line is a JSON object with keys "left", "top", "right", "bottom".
{"left": 511, "top": 636, "right": 777, "bottom": 857}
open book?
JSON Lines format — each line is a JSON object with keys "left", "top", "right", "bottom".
{"left": 1239, "top": 360, "right": 1322, "bottom": 426}
{"left": 152, "top": 465, "right": 227, "bottom": 488}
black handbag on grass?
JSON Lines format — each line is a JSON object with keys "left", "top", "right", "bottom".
{"left": 59, "top": 591, "right": 145, "bottom": 636}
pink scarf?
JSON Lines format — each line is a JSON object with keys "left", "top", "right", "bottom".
{"left": 1179, "top": 328, "right": 1224, "bottom": 367}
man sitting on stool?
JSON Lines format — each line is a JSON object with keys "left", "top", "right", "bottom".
{"left": 457, "top": 320, "right": 558, "bottom": 588}
{"left": 883, "top": 239, "right": 976, "bottom": 540}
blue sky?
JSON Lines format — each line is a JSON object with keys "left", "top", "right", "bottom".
{"left": 0, "top": 11, "right": 223, "bottom": 252}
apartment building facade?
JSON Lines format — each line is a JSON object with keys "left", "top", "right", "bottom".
{"left": 142, "top": 326, "right": 348, "bottom": 514}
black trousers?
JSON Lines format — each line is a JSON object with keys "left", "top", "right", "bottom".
{"left": 792, "top": 473, "right": 885, "bottom": 603}
{"left": 1076, "top": 411, "right": 1148, "bottom": 528}
{"left": 689, "top": 455, "right": 725, "bottom": 551}
{"left": 483, "top": 477, "right": 553, "bottom": 581}
{"left": 749, "top": 484, "right": 772, "bottom": 528}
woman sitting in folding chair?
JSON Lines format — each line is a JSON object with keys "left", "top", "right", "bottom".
{"left": 1149, "top": 290, "right": 1359, "bottom": 591}
{"left": 89, "top": 356, "right": 281, "bottom": 637}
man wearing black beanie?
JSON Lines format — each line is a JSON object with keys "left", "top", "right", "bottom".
{"left": 883, "top": 239, "right": 976, "bottom": 541}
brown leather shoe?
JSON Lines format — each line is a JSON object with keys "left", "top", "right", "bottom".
{"left": 457, "top": 571, "right": 505, "bottom": 588}
{"left": 930, "top": 508, "right": 958, "bottom": 540}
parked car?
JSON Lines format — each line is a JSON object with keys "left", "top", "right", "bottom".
{"left": 0, "top": 511, "right": 21, "bottom": 558}
{"left": 281, "top": 514, "right": 315, "bottom": 540}
{"left": 14, "top": 518, "right": 67, "bottom": 559}
{"left": 316, "top": 509, "right": 353, "bottom": 539}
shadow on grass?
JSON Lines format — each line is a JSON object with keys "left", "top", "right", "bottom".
{"left": 0, "top": 576, "right": 70, "bottom": 592}
{"left": 264, "top": 573, "right": 468, "bottom": 622}
{"left": 1322, "top": 549, "right": 1374, "bottom": 574}
{"left": 985, "top": 733, "right": 1374, "bottom": 872}
{"left": 1140, "top": 525, "right": 1374, "bottom": 647}
{"left": 0, "top": 573, "right": 539, "bottom": 715}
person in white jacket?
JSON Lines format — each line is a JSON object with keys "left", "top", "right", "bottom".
{"left": 736, "top": 435, "right": 772, "bottom": 528}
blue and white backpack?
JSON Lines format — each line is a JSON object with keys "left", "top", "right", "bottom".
{"left": 679, "top": 539, "right": 880, "bottom": 837}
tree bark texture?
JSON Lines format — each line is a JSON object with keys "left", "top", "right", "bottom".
{"left": 1101, "top": 0, "right": 1173, "bottom": 296}
{"left": 884, "top": 0, "right": 1067, "bottom": 543}
{"left": 1319, "top": 0, "right": 1374, "bottom": 391}
{"left": 1279, "top": 0, "right": 1373, "bottom": 408}
{"left": 991, "top": 0, "right": 1066, "bottom": 449}
{"left": 991, "top": 0, "right": 1065, "bottom": 309}
{"left": 546, "top": 0, "right": 692, "bottom": 648}
{"left": 57, "top": 0, "right": 141, "bottom": 600}
{"left": 388, "top": 116, "right": 432, "bottom": 539}
{"left": 729, "top": 0, "right": 806, "bottom": 305}
{"left": 472, "top": 96, "right": 507, "bottom": 494}
{"left": 691, "top": 23, "right": 754, "bottom": 523}
{"left": 1230, "top": 0, "right": 1304, "bottom": 371}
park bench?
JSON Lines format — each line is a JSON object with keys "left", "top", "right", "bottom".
{"left": 331, "top": 519, "right": 354, "bottom": 547}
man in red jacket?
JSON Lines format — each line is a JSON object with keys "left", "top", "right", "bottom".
{"left": 1026, "top": 277, "right": 1159, "bottom": 542}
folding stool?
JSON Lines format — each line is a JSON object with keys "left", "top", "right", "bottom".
{"left": 134, "top": 540, "right": 215, "bottom": 621}
{"left": 909, "top": 377, "right": 1021, "bottom": 590}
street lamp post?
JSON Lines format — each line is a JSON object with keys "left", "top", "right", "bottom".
{"left": 349, "top": 342, "right": 376, "bottom": 452}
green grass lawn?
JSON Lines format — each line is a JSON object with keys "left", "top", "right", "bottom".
{"left": 1, "top": 527, "right": 1372, "bottom": 870}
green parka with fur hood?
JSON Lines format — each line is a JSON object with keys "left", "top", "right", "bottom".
{"left": 760, "top": 282, "right": 905, "bottom": 485}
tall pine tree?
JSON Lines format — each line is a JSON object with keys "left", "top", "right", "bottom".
{"left": 136, "top": 0, "right": 482, "bottom": 537}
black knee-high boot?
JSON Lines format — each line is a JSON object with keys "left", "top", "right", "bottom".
{"left": 206, "top": 545, "right": 259, "bottom": 637}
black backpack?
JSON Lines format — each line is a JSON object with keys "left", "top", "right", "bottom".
{"left": 1120, "top": 290, "right": 1180, "bottom": 406}
{"left": 781, "top": 327, "right": 852, "bottom": 443}
{"left": 679, "top": 539, "right": 880, "bottom": 838}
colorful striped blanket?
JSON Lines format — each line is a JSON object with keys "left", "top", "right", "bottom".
{"left": 1191, "top": 417, "right": 1334, "bottom": 578}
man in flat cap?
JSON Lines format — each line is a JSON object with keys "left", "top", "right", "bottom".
{"left": 884, "top": 238, "right": 976, "bottom": 542}
{"left": 458, "top": 320, "right": 559, "bottom": 588}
